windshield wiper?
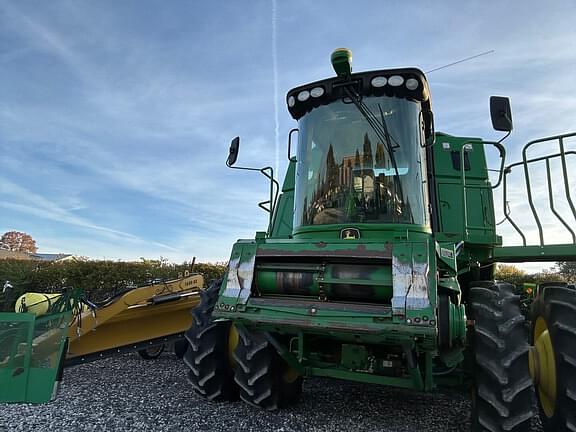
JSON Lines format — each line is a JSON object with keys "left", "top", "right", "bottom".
{"left": 341, "top": 86, "right": 412, "bottom": 222}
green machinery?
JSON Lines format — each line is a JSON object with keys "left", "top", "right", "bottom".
{"left": 0, "top": 287, "right": 82, "bottom": 403}
{"left": 184, "top": 49, "right": 576, "bottom": 431}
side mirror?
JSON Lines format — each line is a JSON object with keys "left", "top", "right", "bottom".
{"left": 227, "top": 136, "right": 240, "bottom": 167}
{"left": 490, "top": 96, "right": 513, "bottom": 132}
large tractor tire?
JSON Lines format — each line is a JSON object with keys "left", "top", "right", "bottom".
{"left": 233, "top": 327, "right": 303, "bottom": 411}
{"left": 183, "top": 280, "right": 238, "bottom": 401}
{"left": 173, "top": 339, "right": 188, "bottom": 359}
{"left": 530, "top": 285, "right": 576, "bottom": 432}
{"left": 469, "top": 282, "right": 535, "bottom": 432}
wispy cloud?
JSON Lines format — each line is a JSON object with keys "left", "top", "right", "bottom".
{"left": 0, "top": 177, "right": 179, "bottom": 251}
{"left": 0, "top": 0, "right": 575, "bottom": 268}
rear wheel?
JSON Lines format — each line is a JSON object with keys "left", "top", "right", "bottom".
{"left": 183, "top": 280, "right": 238, "bottom": 401}
{"left": 469, "top": 282, "right": 535, "bottom": 432}
{"left": 138, "top": 344, "right": 164, "bottom": 359}
{"left": 233, "top": 327, "right": 302, "bottom": 411}
{"left": 530, "top": 286, "right": 576, "bottom": 432}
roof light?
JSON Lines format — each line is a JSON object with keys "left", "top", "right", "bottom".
{"left": 406, "top": 78, "right": 419, "bottom": 90}
{"left": 288, "top": 96, "right": 295, "bottom": 107}
{"left": 388, "top": 75, "right": 404, "bottom": 87}
{"left": 310, "top": 87, "right": 325, "bottom": 98}
{"left": 297, "top": 90, "right": 310, "bottom": 102}
{"left": 371, "top": 76, "right": 387, "bottom": 88}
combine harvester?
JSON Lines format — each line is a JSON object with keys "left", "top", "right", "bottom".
{"left": 1, "top": 273, "right": 203, "bottom": 403}
{"left": 184, "top": 49, "right": 576, "bottom": 432}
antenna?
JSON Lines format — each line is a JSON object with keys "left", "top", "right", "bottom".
{"left": 426, "top": 50, "right": 495, "bottom": 74}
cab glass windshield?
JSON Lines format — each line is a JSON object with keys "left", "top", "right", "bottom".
{"left": 294, "top": 96, "right": 428, "bottom": 228}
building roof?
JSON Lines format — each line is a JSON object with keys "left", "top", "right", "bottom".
{"left": 0, "top": 249, "right": 33, "bottom": 260}
{"left": 31, "top": 253, "right": 74, "bottom": 262}
{"left": 0, "top": 251, "right": 75, "bottom": 261}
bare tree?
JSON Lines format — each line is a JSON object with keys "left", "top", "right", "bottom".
{"left": 556, "top": 261, "right": 576, "bottom": 283}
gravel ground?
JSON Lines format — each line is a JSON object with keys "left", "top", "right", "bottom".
{"left": 1, "top": 352, "right": 543, "bottom": 432}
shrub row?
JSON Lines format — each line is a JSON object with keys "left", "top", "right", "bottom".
{"left": 0, "top": 259, "right": 227, "bottom": 311}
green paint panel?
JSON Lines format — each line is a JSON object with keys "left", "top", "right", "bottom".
{"left": 341, "top": 344, "right": 369, "bottom": 370}
{"left": 0, "top": 288, "right": 81, "bottom": 403}
{"left": 307, "top": 367, "right": 424, "bottom": 391}
{"left": 292, "top": 223, "right": 431, "bottom": 241}
{"left": 494, "top": 244, "right": 576, "bottom": 262}
{"left": 0, "top": 311, "right": 71, "bottom": 403}
{"left": 432, "top": 133, "right": 498, "bottom": 246}
{"left": 269, "top": 160, "right": 296, "bottom": 238}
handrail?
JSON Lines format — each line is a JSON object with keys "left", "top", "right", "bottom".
{"left": 459, "top": 140, "right": 506, "bottom": 241}
{"left": 257, "top": 166, "right": 281, "bottom": 236}
{"left": 502, "top": 132, "right": 576, "bottom": 247}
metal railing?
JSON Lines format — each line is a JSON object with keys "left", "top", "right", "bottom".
{"left": 502, "top": 132, "right": 576, "bottom": 247}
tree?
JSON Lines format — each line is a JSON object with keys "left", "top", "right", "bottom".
{"left": 494, "top": 264, "right": 527, "bottom": 286}
{"left": 325, "top": 144, "right": 339, "bottom": 189}
{"left": 375, "top": 142, "right": 387, "bottom": 168}
{"left": 362, "top": 133, "right": 374, "bottom": 168}
{"left": 556, "top": 261, "right": 576, "bottom": 283}
{"left": 354, "top": 149, "right": 361, "bottom": 169}
{"left": 0, "top": 231, "right": 38, "bottom": 254}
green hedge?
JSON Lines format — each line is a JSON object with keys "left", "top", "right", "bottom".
{"left": 0, "top": 259, "right": 227, "bottom": 311}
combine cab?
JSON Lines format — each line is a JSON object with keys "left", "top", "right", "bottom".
{"left": 181, "top": 48, "right": 576, "bottom": 431}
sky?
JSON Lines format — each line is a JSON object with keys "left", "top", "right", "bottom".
{"left": 1, "top": 0, "right": 575, "bottom": 272}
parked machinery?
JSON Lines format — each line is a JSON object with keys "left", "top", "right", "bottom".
{"left": 184, "top": 49, "right": 576, "bottom": 431}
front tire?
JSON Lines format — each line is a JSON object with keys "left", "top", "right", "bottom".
{"left": 233, "top": 327, "right": 302, "bottom": 411}
{"left": 469, "top": 282, "right": 535, "bottom": 432}
{"left": 183, "top": 280, "right": 238, "bottom": 401}
{"left": 530, "top": 286, "right": 576, "bottom": 432}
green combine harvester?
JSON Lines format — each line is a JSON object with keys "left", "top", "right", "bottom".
{"left": 184, "top": 49, "right": 576, "bottom": 431}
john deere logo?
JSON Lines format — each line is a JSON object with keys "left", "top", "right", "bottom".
{"left": 341, "top": 228, "right": 360, "bottom": 240}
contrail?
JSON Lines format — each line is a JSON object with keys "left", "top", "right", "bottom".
{"left": 426, "top": 50, "right": 495, "bottom": 74}
{"left": 272, "top": 0, "right": 280, "bottom": 177}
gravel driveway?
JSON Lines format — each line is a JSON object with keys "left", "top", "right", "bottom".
{"left": 0, "top": 352, "right": 543, "bottom": 432}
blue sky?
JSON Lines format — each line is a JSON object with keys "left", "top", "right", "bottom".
{"left": 1, "top": 0, "right": 575, "bottom": 271}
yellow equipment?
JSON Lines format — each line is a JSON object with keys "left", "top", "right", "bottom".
{"left": 15, "top": 274, "right": 203, "bottom": 365}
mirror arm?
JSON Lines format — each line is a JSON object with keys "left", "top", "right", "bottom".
{"left": 226, "top": 163, "right": 261, "bottom": 172}
{"left": 228, "top": 164, "right": 280, "bottom": 234}
{"left": 497, "top": 130, "right": 511, "bottom": 144}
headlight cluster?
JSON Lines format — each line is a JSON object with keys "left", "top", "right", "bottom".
{"left": 289, "top": 86, "right": 326, "bottom": 108}
{"left": 286, "top": 68, "right": 430, "bottom": 121}
{"left": 368, "top": 75, "right": 420, "bottom": 90}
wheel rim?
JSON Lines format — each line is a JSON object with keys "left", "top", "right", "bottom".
{"left": 228, "top": 324, "right": 239, "bottom": 366}
{"left": 145, "top": 345, "right": 163, "bottom": 357}
{"left": 282, "top": 367, "right": 300, "bottom": 384}
{"left": 530, "top": 316, "right": 557, "bottom": 418}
